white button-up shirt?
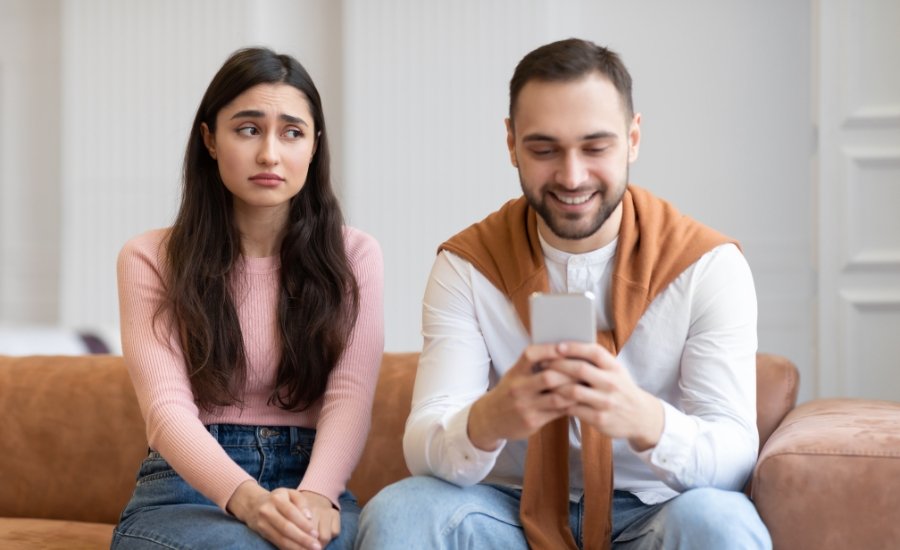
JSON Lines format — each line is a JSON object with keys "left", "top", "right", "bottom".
{"left": 403, "top": 236, "right": 758, "bottom": 504}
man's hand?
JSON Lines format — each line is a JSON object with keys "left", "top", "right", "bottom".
{"left": 467, "top": 343, "right": 580, "bottom": 451}
{"left": 545, "top": 342, "right": 665, "bottom": 451}
{"left": 226, "top": 481, "right": 325, "bottom": 550}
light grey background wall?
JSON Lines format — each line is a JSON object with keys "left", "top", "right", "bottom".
{"left": 0, "top": 0, "right": 61, "bottom": 323}
{"left": 0, "top": 1, "right": 822, "bottom": 399}
{"left": 342, "top": 0, "right": 813, "bottom": 394}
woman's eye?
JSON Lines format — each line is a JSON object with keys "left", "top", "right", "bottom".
{"left": 237, "top": 126, "right": 258, "bottom": 136}
{"left": 285, "top": 129, "right": 303, "bottom": 139}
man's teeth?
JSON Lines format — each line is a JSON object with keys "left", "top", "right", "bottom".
{"left": 556, "top": 193, "right": 592, "bottom": 205}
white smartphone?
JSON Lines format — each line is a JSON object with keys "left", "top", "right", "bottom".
{"left": 529, "top": 292, "right": 597, "bottom": 344}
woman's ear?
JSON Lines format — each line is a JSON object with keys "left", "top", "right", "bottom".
{"left": 312, "top": 130, "right": 321, "bottom": 159}
{"left": 201, "top": 122, "right": 217, "bottom": 159}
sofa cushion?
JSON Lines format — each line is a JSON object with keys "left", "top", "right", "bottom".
{"left": 0, "top": 518, "right": 113, "bottom": 549}
{"left": 0, "top": 355, "right": 146, "bottom": 524}
{"left": 752, "top": 398, "right": 900, "bottom": 549}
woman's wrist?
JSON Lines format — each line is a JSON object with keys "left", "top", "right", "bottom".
{"left": 298, "top": 490, "right": 337, "bottom": 510}
{"left": 226, "top": 480, "right": 266, "bottom": 520}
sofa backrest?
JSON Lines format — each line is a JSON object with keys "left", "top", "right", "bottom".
{"left": 348, "top": 352, "right": 800, "bottom": 504}
{"left": 0, "top": 354, "right": 146, "bottom": 524}
{"left": 0, "top": 352, "right": 799, "bottom": 520}
{"left": 347, "top": 353, "right": 418, "bottom": 503}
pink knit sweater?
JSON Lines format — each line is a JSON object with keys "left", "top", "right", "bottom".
{"left": 117, "top": 227, "right": 384, "bottom": 510}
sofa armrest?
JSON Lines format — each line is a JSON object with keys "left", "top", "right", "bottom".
{"left": 752, "top": 398, "right": 900, "bottom": 549}
{"left": 755, "top": 353, "right": 799, "bottom": 451}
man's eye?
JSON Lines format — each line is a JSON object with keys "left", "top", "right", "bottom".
{"left": 585, "top": 148, "right": 607, "bottom": 154}
{"left": 532, "top": 149, "right": 554, "bottom": 156}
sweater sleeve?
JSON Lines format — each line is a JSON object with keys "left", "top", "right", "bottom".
{"left": 117, "top": 230, "right": 254, "bottom": 510}
{"left": 297, "top": 229, "right": 385, "bottom": 505}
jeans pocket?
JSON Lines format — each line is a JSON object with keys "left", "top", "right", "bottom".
{"left": 292, "top": 443, "right": 312, "bottom": 460}
{"left": 136, "top": 451, "right": 180, "bottom": 485}
{"left": 291, "top": 429, "right": 315, "bottom": 461}
{"left": 281, "top": 437, "right": 313, "bottom": 485}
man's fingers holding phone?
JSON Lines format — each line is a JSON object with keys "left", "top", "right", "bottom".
{"left": 528, "top": 360, "right": 581, "bottom": 394}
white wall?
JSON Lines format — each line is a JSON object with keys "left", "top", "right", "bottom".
{"left": 56, "top": 0, "right": 342, "bottom": 335}
{"left": 0, "top": 0, "right": 61, "bottom": 323}
{"left": 1, "top": 1, "right": 821, "bottom": 399}
{"left": 342, "top": 1, "right": 814, "bottom": 398}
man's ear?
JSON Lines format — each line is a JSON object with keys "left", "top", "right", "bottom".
{"left": 201, "top": 123, "right": 216, "bottom": 159}
{"left": 505, "top": 118, "right": 518, "bottom": 167}
{"left": 628, "top": 112, "right": 642, "bottom": 163}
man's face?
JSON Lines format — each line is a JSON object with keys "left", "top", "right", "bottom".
{"left": 507, "top": 72, "right": 641, "bottom": 253}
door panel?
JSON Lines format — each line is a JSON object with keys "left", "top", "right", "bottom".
{"left": 817, "top": 0, "right": 900, "bottom": 399}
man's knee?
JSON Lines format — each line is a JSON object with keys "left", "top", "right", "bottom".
{"left": 362, "top": 476, "right": 457, "bottom": 523}
{"left": 358, "top": 476, "right": 527, "bottom": 549}
{"left": 358, "top": 475, "right": 465, "bottom": 544}
{"left": 664, "top": 488, "right": 771, "bottom": 548}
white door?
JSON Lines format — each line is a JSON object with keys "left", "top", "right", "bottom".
{"left": 817, "top": 0, "right": 900, "bottom": 400}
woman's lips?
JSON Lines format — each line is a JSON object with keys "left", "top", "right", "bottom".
{"left": 249, "top": 174, "right": 285, "bottom": 187}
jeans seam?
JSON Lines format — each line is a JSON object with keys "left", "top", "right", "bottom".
{"left": 113, "top": 528, "right": 184, "bottom": 549}
{"left": 440, "top": 502, "right": 521, "bottom": 537}
{"left": 257, "top": 445, "right": 267, "bottom": 484}
{"left": 577, "top": 500, "right": 584, "bottom": 548}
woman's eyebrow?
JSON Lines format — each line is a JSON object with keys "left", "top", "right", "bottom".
{"left": 230, "top": 110, "right": 309, "bottom": 126}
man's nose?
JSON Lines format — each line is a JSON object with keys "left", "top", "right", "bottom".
{"left": 555, "top": 151, "right": 588, "bottom": 188}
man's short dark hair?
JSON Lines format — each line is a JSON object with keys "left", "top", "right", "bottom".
{"left": 509, "top": 38, "right": 634, "bottom": 125}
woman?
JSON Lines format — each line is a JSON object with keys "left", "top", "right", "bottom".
{"left": 112, "top": 48, "right": 383, "bottom": 550}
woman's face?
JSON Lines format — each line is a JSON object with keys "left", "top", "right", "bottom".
{"left": 201, "top": 83, "right": 317, "bottom": 216}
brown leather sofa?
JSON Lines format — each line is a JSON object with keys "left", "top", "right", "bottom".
{"left": 1, "top": 353, "right": 898, "bottom": 549}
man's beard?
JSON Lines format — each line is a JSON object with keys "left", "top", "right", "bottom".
{"left": 520, "top": 167, "right": 628, "bottom": 242}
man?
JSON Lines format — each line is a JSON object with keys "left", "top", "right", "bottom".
{"left": 358, "top": 38, "right": 770, "bottom": 549}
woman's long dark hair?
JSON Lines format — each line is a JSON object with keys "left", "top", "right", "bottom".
{"left": 159, "top": 47, "right": 359, "bottom": 412}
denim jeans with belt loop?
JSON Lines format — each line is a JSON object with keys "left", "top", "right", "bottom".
{"left": 112, "top": 424, "right": 359, "bottom": 549}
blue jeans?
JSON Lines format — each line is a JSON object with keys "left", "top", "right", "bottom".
{"left": 111, "top": 424, "right": 359, "bottom": 550}
{"left": 356, "top": 476, "right": 771, "bottom": 549}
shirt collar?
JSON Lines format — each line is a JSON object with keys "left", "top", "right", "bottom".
{"left": 538, "top": 231, "right": 618, "bottom": 267}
